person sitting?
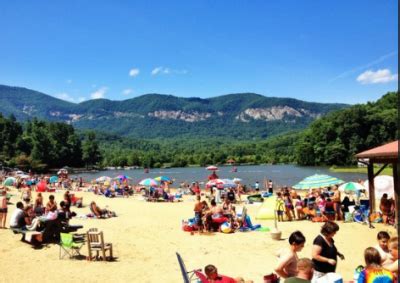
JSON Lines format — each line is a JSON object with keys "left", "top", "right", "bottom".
{"left": 34, "top": 193, "right": 44, "bottom": 216}
{"left": 379, "top": 194, "right": 394, "bottom": 225}
{"left": 45, "top": 195, "right": 57, "bottom": 214}
{"left": 90, "top": 201, "right": 115, "bottom": 218}
{"left": 357, "top": 247, "right": 394, "bottom": 283}
{"left": 374, "top": 231, "right": 393, "bottom": 266}
{"left": 284, "top": 258, "right": 314, "bottom": 283}
{"left": 9, "top": 202, "right": 26, "bottom": 229}
{"left": 204, "top": 264, "right": 253, "bottom": 283}
{"left": 275, "top": 231, "right": 306, "bottom": 279}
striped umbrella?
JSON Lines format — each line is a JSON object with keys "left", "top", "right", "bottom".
{"left": 293, "top": 174, "right": 344, "bottom": 190}
{"left": 3, "top": 177, "right": 16, "bottom": 186}
{"left": 154, "top": 176, "right": 172, "bottom": 183}
{"left": 139, "top": 178, "right": 159, "bottom": 187}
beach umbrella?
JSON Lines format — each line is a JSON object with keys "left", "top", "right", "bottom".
{"left": 206, "top": 179, "right": 226, "bottom": 189}
{"left": 220, "top": 179, "right": 237, "bottom": 188}
{"left": 154, "top": 176, "right": 172, "bottom": 183}
{"left": 3, "top": 177, "right": 16, "bottom": 186}
{"left": 18, "top": 174, "right": 30, "bottom": 179}
{"left": 293, "top": 174, "right": 344, "bottom": 190}
{"left": 206, "top": 165, "right": 218, "bottom": 171}
{"left": 57, "top": 168, "right": 68, "bottom": 175}
{"left": 36, "top": 181, "right": 48, "bottom": 192}
{"left": 233, "top": 178, "right": 242, "bottom": 183}
{"left": 96, "top": 176, "right": 112, "bottom": 183}
{"left": 339, "top": 182, "right": 364, "bottom": 194}
{"left": 49, "top": 176, "right": 59, "bottom": 183}
{"left": 115, "top": 175, "right": 131, "bottom": 180}
{"left": 139, "top": 178, "right": 159, "bottom": 187}
{"left": 364, "top": 175, "right": 394, "bottom": 198}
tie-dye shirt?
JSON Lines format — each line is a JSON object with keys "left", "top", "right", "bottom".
{"left": 357, "top": 267, "right": 394, "bottom": 283}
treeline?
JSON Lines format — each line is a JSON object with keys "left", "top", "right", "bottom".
{"left": 0, "top": 91, "right": 397, "bottom": 170}
{"left": 0, "top": 116, "right": 101, "bottom": 171}
{"left": 295, "top": 91, "right": 398, "bottom": 165}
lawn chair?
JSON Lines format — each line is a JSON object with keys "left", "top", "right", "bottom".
{"left": 59, "top": 233, "right": 84, "bottom": 259}
{"left": 87, "top": 230, "right": 113, "bottom": 261}
{"left": 176, "top": 252, "right": 203, "bottom": 283}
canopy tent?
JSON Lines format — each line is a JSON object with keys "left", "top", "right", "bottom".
{"left": 355, "top": 140, "right": 399, "bottom": 227}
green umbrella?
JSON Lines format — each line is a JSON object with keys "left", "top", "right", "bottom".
{"left": 293, "top": 174, "right": 344, "bottom": 190}
{"left": 338, "top": 182, "right": 364, "bottom": 194}
{"left": 3, "top": 177, "right": 16, "bottom": 186}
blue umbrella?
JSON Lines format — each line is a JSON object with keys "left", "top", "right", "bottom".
{"left": 154, "top": 176, "right": 172, "bottom": 182}
{"left": 49, "top": 176, "right": 58, "bottom": 183}
{"left": 139, "top": 178, "right": 159, "bottom": 187}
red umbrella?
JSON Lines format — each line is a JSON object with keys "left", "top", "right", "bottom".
{"left": 206, "top": 165, "right": 218, "bottom": 171}
{"left": 36, "top": 181, "right": 48, "bottom": 192}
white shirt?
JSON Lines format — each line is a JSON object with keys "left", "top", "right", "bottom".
{"left": 375, "top": 244, "right": 393, "bottom": 266}
{"left": 10, "top": 208, "right": 24, "bottom": 227}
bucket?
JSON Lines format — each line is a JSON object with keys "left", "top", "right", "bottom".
{"left": 270, "top": 230, "right": 282, "bottom": 240}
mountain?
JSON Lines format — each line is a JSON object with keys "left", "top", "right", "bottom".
{"left": 0, "top": 84, "right": 348, "bottom": 139}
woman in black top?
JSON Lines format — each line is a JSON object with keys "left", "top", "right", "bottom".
{"left": 311, "top": 221, "right": 345, "bottom": 280}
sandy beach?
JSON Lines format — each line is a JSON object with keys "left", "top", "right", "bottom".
{"left": 0, "top": 188, "right": 397, "bottom": 283}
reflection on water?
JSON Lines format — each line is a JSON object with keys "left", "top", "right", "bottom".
{"left": 73, "top": 165, "right": 367, "bottom": 188}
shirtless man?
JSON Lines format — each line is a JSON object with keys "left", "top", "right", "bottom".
{"left": 194, "top": 196, "right": 204, "bottom": 233}
{"left": 332, "top": 186, "right": 342, "bottom": 220}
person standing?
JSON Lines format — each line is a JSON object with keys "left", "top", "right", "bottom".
{"left": 268, "top": 179, "right": 274, "bottom": 194}
{"left": 0, "top": 190, "right": 8, "bottom": 228}
{"left": 332, "top": 186, "right": 342, "bottom": 220}
{"left": 311, "top": 221, "right": 345, "bottom": 281}
{"left": 275, "top": 231, "right": 306, "bottom": 279}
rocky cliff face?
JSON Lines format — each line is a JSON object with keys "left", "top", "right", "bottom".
{"left": 148, "top": 110, "right": 212, "bottom": 122}
{"left": 235, "top": 106, "right": 320, "bottom": 122}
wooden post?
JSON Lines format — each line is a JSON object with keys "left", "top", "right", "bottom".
{"left": 367, "top": 163, "right": 375, "bottom": 213}
{"left": 393, "top": 161, "right": 399, "bottom": 228}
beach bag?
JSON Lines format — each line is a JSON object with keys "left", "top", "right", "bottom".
{"left": 263, "top": 273, "right": 279, "bottom": 283}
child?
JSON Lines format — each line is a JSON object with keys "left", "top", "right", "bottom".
{"left": 374, "top": 231, "right": 393, "bottom": 266}
{"left": 295, "top": 196, "right": 304, "bottom": 220}
{"left": 194, "top": 196, "right": 204, "bottom": 233}
{"left": 0, "top": 190, "right": 8, "bottom": 228}
{"left": 385, "top": 237, "right": 398, "bottom": 280}
{"left": 357, "top": 247, "right": 394, "bottom": 283}
{"left": 275, "top": 192, "right": 285, "bottom": 222}
{"left": 275, "top": 231, "right": 306, "bottom": 279}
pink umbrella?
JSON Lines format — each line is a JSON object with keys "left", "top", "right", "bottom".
{"left": 206, "top": 165, "right": 218, "bottom": 171}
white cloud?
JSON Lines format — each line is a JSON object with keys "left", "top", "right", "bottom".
{"left": 122, "top": 88, "right": 133, "bottom": 95}
{"left": 55, "top": 92, "right": 75, "bottom": 103}
{"left": 151, "top": 66, "right": 163, "bottom": 75}
{"left": 90, "top": 87, "right": 108, "bottom": 99}
{"left": 151, "top": 66, "right": 188, "bottom": 76}
{"left": 356, "top": 69, "right": 398, "bottom": 84}
{"left": 129, "top": 68, "right": 140, "bottom": 77}
{"left": 78, "top": 97, "right": 86, "bottom": 102}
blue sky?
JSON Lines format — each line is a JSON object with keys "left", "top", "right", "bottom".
{"left": 0, "top": 1, "right": 398, "bottom": 104}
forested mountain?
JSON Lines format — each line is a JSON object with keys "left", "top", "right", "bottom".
{"left": 0, "top": 84, "right": 347, "bottom": 139}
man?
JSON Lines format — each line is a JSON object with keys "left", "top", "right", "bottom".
{"left": 9, "top": 201, "right": 25, "bottom": 229}
{"left": 284, "top": 258, "right": 314, "bottom": 283}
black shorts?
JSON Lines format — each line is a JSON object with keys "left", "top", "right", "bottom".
{"left": 0, "top": 208, "right": 7, "bottom": 213}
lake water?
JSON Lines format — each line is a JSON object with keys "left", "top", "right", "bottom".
{"left": 72, "top": 165, "right": 367, "bottom": 188}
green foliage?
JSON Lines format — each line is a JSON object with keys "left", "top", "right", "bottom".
{"left": 82, "top": 132, "right": 102, "bottom": 167}
{"left": 295, "top": 91, "right": 398, "bottom": 165}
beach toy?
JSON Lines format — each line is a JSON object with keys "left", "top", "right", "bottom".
{"left": 220, "top": 222, "right": 232, "bottom": 233}
{"left": 256, "top": 196, "right": 276, "bottom": 220}
{"left": 255, "top": 227, "right": 270, "bottom": 232}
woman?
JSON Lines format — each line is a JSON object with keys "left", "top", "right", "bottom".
{"left": 283, "top": 193, "right": 295, "bottom": 221}
{"left": 358, "top": 247, "right": 394, "bottom": 283}
{"left": 311, "top": 221, "right": 345, "bottom": 281}
{"left": 275, "top": 231, "right": 306, "bottom": 279}
{"left": 0, "top": 190, "right": 8, "bottom": 228}
{"left": 379, "top": 194, "right": 394, "bottom": 225}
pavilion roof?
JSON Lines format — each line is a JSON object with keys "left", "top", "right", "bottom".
{"left": 355, "top": 140, "right": 399, "bottom": 161}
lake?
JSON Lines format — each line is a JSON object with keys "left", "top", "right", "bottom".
{"left": 72, "top": 164, "right": 367, "bottom": 188}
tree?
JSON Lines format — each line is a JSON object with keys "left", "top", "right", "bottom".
{"left": 82, "top": 132, "right": 102, "bottom": 168}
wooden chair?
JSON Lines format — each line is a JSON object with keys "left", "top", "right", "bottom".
{"left": 86, "top": 230, "right": 113, "bottom": 261}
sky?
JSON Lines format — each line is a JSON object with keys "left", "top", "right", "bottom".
{"left": 0, "top": 0, "right": 398, "bottom": 104}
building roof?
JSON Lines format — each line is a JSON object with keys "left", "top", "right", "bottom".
{"left": 355, "top": 140, "right": 399, "bottom": 161}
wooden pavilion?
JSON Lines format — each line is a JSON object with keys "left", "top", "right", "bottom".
{"left": 355, "top": 140, "right": 399, "bottom": 226}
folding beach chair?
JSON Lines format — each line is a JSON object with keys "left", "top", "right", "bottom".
{"left": 176, "top": 252, "right": 203, "bottom": 283}
{"left": 59, "top": 233, "right": 83, "bottom": 259}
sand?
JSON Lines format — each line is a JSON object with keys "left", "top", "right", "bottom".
{"left": 0, "top": 188, "right": 397, "bottom": 283}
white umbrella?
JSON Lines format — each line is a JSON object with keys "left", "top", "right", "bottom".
{"left": 220, "top": 179, "right": 237, "bottom": 188}
{"left": 233, "top": 178, "right": 242, "bottom": 183}
{"left": 364, "top": 175, "right": 394, "bottom": 198}
{"left": 96, "top": 176, "right": 112, "bottom": 183}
